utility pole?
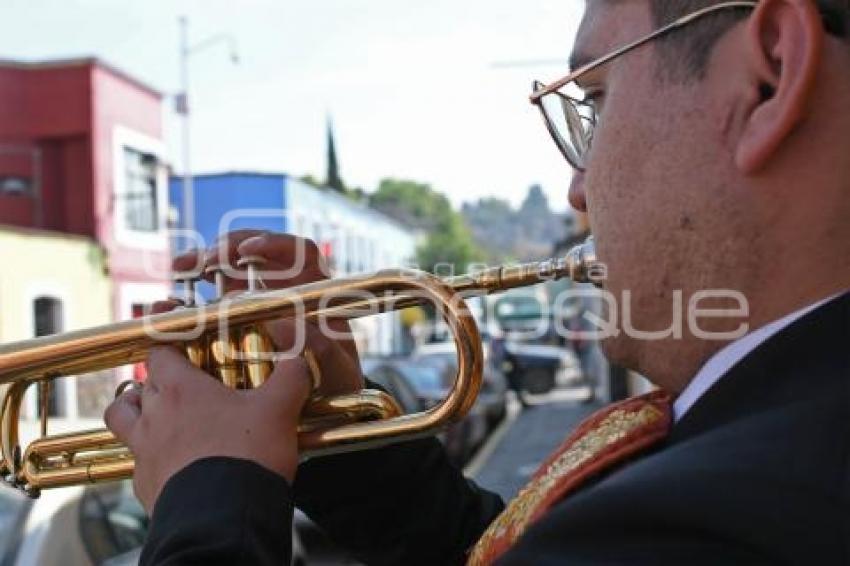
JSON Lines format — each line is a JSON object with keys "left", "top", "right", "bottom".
{"left": 178, "top": 16, "right": 193, "bottom": 236}
{"left": 176, "top": 16, "right": 240, "bottom": 239}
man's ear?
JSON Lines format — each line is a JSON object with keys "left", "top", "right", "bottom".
{"left": 735, "top": 0, "right": 824, "bottom": 173}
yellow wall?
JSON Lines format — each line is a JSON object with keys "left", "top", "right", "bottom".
{"left": 0, "top": 227, "right": 114, "bottom": 422}
{"left": 0, "top": 227, "right": 112, "bottom": 344}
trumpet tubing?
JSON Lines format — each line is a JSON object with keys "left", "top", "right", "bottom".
{"left": 0, "top": 239, "right": 599, "bottom": 496}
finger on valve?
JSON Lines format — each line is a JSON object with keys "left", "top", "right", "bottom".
{"left": 237, "top": 233, "right": 332, "bottom": 284}
{"left": 145, "top": 346, "right": 196, "bottom": 391}
{"left": 172, "top": 248, "right": 205, "bottom": 278}
{"left": 202, "top": 230, "right": 270, "bottom": 293}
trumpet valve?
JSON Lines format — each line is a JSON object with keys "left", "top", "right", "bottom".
{"left": 171, "top": 269, "right": 207, "bottom": 369}
{"left": 171, "top": 268, "right": 204, "bottom": 307}
{"left": 209, "top": 331, "right": 244, "bottom": 389}
{"left": 204, "top": 266, "right": 227, "bottom": 300}
{"left": 240, "top": 325, "right": 274, "bottom": 389}
{"left": 184, "top": 336, "right": 209, "bottom": 372}
{"left": 236, "top": 255, "right": 267, "bottom": 293}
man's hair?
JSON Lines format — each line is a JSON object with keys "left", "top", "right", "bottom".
{"left": 651, "top": 0, "right": 850, "bottom": 81}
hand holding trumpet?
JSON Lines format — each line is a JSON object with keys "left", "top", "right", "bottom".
{"left": 106, "top": 230, "right": 366, "bottom": 512}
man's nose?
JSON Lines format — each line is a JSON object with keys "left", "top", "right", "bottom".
{"left": 568, "top": 171, "right": 588, "bottom": 212}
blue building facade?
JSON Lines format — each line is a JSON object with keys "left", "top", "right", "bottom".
{"left": 170, "top": 172, "right": 289, "bottom": 249}
{"left": 169, "top": 172, "right": 417, "bottom": 354}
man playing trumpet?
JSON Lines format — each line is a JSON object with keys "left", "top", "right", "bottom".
{"left": 106, "top": 0, "right": 850, "bottom": 563}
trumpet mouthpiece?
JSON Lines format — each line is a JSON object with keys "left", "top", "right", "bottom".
{"left": 563, "top": 237, "right": 603, "bottom": 285}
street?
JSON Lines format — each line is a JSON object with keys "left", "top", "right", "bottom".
{"left": 469, "top": 387, "right": 602, "bottom": 500}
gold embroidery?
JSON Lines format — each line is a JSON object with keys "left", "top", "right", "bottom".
{"left": 467, "top": 405, "right": 664, "bottom": 566}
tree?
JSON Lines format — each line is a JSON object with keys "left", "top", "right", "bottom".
{"left": 370, "top": 178, "right": 452, "bottom": 230}
{"left": 519, "top": 184, "right": 549, "bottom": 215}
{"left": 517, "top": 184, "right": 553, "bottom": 241}
{"left": 325, "top": 117, "right": 345, "bottom": 193}
{"left": 300, "top": 174, "right": 322, "bottom": 188}
{"left": 461, "top": 185, "right": 569, "bottom": 262}
{"left": 461, "top": 197, "right": 519, "bottom": 262}
{"left": 347, "top": 186, "right": 368, "bottom": 202}
{"left": 416, "top": 210, "right": 482, "bottom": 275}
{"left": 369, "top": 178, "right": 483, "bottom": 273}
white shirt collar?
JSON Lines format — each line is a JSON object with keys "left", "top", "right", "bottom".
{"left": 673, "top": 295, "right": 839, "bottom": 423}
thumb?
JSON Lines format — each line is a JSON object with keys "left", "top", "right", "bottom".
{"left": 256, "top": 355, "right": 313, "bottom": 420}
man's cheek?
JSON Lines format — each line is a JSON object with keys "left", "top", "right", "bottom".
{"left": 582, "top": 158, "right": 621, "bottom": 236}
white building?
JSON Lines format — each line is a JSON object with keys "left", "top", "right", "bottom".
{"left": 170, "top": 173, "right": 418, "bottom": 355}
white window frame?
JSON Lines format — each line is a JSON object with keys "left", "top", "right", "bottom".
{"left": 112, "top": 126, "right": 168, "bottom": 250}
{"left": 22, "top": 283, "right": 75, "bottom": 420}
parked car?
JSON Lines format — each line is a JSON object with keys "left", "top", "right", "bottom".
{"left": 361, "top": 356, "right": 491, "bottom": 465}
{"left": 0, "top": 479, "right": 307, "bottom": 565}
{"left": 0, "top": 480, "right": 147, "bottom": 566}
{"left": 500, "top": 341, "right": 579, "bottom": 398}
{"left": 410, "top": 342, "right": 509, "bottom": 430}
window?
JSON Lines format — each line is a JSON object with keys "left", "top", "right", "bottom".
{"left": 33, "top": 296, "right": 62, "bottom": 337}
{"left": 112, "top": 127, "right": 167, "bottom": 248}
{"left": 358, "top": 236, "right": 368, "bottom": 273}
{"left": 367, "top": 240, "right": 377, "bottom": 272}
{"left": 122, "top": 148, "right": 159, "bottom": 233}
{"left": 33, "top": 296, "right": 63, "bottom": 417}
{"left": 345, "top": 232, "right": 356, "bottom": 274}
{"left": 0, "top": 176, "right": 31, "bottom": 196}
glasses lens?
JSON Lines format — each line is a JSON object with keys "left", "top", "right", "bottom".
{"left": 538, "top": 82, "right": 595, "bottom": 169}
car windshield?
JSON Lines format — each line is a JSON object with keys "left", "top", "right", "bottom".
{"left": 397, "top": 362, "right": 448, "bottom": 393}
{"left": 412, "top": 353, "right": 454, "bottom": 369}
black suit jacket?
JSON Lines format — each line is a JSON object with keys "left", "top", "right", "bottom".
{"left": 142, "top": 292, "right": 849, "bottom": 565}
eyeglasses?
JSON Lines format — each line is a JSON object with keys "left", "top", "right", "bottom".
{"left": 529, "top": 1, "right": 758, "bottom": 171}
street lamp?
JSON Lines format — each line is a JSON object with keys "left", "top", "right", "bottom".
{"left": 176, "top": 16, "right": 240, "bottom": 237}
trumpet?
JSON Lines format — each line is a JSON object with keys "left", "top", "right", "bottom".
{"left": 0, "top": 238, "right": 600, "bottom": 497}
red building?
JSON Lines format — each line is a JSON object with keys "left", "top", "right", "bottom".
{"left": 0, "top": 58, "right": 171, "bottom": 323}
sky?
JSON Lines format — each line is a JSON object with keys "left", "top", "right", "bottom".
{"left": 1, "top": 0, "right": 584, "bottom": 211}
